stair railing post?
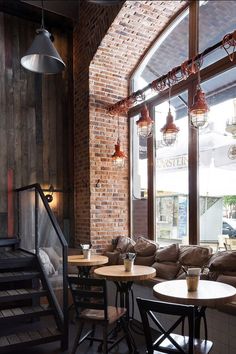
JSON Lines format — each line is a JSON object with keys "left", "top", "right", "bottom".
{"left": 61, "top": 245, "right": 68, "bottom": 350}
{"left": 16, "top": 191, "right": 20, "bottom": 242}
{"left": 35, "top": 189, "right": 39, "bottom": 255}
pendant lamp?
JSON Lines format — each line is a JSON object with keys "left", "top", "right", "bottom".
{"left": 190, "top": 70, "right": 209, "bottom": 128}
{"left": 160, "top": 86, "right": 179, "bottom": 146}
{"left": 21, "top": 1, "right": 65, "bottom": 74}
{"left": 112, "top": 117, "right": 126, "bottom": 169}
{"left": 136, "top": 104, "right": 153, "bottom": 138}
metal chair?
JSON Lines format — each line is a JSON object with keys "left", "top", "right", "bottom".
{"left": 68, "top": 275, "right": 133, "bottom": 354}
{"left": 136, "top": 297, "right": 213, "bottom": 354}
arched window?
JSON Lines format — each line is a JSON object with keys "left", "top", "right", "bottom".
{"left": 130, "top": 0, "right": 236, "bottom": 249}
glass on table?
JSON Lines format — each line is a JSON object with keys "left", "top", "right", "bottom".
{"left": 186, "top": 268, "right": 201, "bottom": 292}
{"left": 124, "top": 259, "right": 134, "bottom": 272}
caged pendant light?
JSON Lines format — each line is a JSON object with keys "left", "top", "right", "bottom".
{"left": 189, "top": 67, "right": 209, "bottom": 128}
{"left": 112, "top": 116, "right": 126, "bottom": 169}
{"left": 160, "top": 86, "right": 179, "bottom": 146}
{"left": 136, "top": 104, "right": 154, "bottom": 138}
{"left": 21, "top": 0, "right": 65, "bottom": 74}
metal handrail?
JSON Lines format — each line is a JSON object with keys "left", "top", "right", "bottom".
{"left": 16, "top": 183, "right": 67, "bottom": 247}
{"left": 15, "top": 183, "right": 68, "bottom": 349}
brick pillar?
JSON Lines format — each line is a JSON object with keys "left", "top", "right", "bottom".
{"left": 74, "top": 1, "right": 186, "bottom": 251}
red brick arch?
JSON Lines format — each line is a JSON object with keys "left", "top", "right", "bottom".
{"left": 74, "top": 0, "right": 187, "bottom": 250}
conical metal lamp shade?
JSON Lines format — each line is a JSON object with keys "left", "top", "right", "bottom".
{"left": 21, "top": 29, "right": 65, "bottom": 74}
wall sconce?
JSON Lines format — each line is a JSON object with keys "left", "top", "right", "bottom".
{"left": 136, "top": 104, "right": 153, "bottom": 138}
{"left": 45, "top": 184, "right": 54, "bottom": 203}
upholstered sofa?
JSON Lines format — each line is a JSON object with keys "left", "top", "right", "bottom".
{"left": 105, "top": 236, "right": 236, "bottom": 289}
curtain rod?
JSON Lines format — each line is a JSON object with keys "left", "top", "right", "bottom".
{"left": 108, "top": 30, "right": 236, "bottom": 115}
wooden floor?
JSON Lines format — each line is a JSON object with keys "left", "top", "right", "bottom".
{"left": 4, "top": 319, "right": 147, "bottom": 354}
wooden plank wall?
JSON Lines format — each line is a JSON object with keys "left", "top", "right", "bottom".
{"left": 0, "top": 12, "right": 73, "bottom": 238}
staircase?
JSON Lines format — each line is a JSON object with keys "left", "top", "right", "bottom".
{"left": 0, "top": 240, "right": 64, "bottom": 352}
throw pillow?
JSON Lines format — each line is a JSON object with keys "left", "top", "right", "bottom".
{"left": 152, "top": 261, "right": 181, "bottom": 280}
{"left": 155, "top": 244, "right": 179, "bottom": 262}
{"left": 208, "top": 251, "right": 236, "bottom": 271}
{"left": 39, "top": 248, "right": 55, "bottom": 276}
{"left": 134, "top": 236, "right": 158, "bottom": 257}
{"left": 134, "top": 255, "right": 155, "bottom": 266}
{"left": 116, "top": 236, "right": 135, "bottom": 253}
{"left": 179, "top": 245, "right": 212, "bottom": 267}
{"left": 43, "top": 247, "right": 60, "bottom": 271}
{"left": 105, "top": 251, "right": 120, "bottom": 265}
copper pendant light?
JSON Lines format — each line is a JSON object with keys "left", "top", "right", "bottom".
{"left": 190, "top": 86, "right": 209, "bottom": 128}
{"left": 136, "top": 104, "right": 154, "bottom": 138}
{"left": 112, "top": 115, "right": 126, "bottom": 169}
{"left": 112, "top": 138, "right": 126, "bottom": 168}
{"left": 160, "top": 86, "right": 179, "bottom": 146}
{"left": 190, "top": 67, "right": 209, "bottom": 128}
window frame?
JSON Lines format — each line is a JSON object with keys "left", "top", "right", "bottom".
{"left": 129, "top": 1, "right": 236, "bottom": 244}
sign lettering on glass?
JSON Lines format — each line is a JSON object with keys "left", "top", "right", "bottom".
{"left": 157, "top": 155, "right": 188, "bottom": 170}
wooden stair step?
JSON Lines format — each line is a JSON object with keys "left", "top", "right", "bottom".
{"left": 0, "top": 250, "right": 35, "bottom": 269}
{"left": 0, "top": 305, "right": 53, "bottom": 321}
{"left": 0, "top": 270, "right": 40, "bottom": 283}
{"left": 0, "top": 288, "right": 47, "bottom": 302}
{"left": 0, "top": 327, "right": 62, "bottom": 352}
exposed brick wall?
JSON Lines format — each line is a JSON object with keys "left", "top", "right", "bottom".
{"left": 74, "top": 1, "right": 187, "bottom": 251}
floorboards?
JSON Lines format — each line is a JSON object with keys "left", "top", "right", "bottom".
{"left": 4, "top": 319, "right": 147, "bottom": 354}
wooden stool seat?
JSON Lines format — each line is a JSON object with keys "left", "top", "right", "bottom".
{"left": 80, "top": 306, "right": 126, "bottom": 324}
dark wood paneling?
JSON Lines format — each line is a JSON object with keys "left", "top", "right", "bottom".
{"left": 0, "top": 12, "right": 73, "bottom": 238}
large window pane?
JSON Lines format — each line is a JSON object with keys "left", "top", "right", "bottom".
{"left": 199, "top": 0, "right": 236, "bottom": 68}
{"left": 131, "top": 116, "right": 148, "bottom": 239}
{"left": 155, "top": 92, "right": 188, "bottom": 245}
{"left": 199, "top": 67, "right": 236, "bottom": 249}
{"left": 132, "top": 8, "right": 189, "bottom": 93}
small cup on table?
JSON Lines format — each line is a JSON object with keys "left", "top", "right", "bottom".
{"left": 83, "top": 249, "right": 91, "bottom": 260}
{"left": 186, "top": 267, "right": 201, "bottom": 292}
{"left": 123, "top": 252, "right": 136, "bottom": 272}
{"left": 81, "top": 244, "right": 92, "bottom": 259}
{"left": 124, "top": 259, "right": 134, "bottom": 272}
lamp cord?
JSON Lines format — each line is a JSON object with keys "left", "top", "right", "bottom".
{"left": 117, "top": 116, "right": 120, "bottom": 144}
{"left": 41, "top": 0, "right": 45, "bottom": 29}
{"left": 168, "top": 80, "right": 172, "bottom": 112}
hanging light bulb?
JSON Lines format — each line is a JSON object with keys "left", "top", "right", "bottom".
{"left": 21, "top": 0, "right": 65, "bottom": 74}
{"left": 136, "top": 104, "right": 153, "bottom": 138}
{"left": 189, "top": 68, "right": 209, "bottom": 128}
{"left": 112, "top": 116, "right": 126, "bottom": 169}
{"left": 160, "top": 86, "right": 179, "bottom": 146}
{"left": 112, "top": 138, "right": 126, "bottom": 168}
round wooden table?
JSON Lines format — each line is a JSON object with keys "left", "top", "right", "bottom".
{"left": 153, "top": 279, "right": 236, "bottom": 338}
{"left": 94, "top": 265, "right": 156, "bottom": 318}
{"left": 95, "top": 265, "right": 155, "bottom": 353}
{"left": 94, "top": 264, "right": 156, "bottom": 282}
{"left": 68, "top": 254, "right": 108, "bottom": 277}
